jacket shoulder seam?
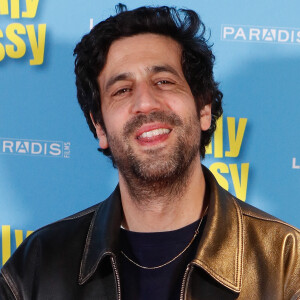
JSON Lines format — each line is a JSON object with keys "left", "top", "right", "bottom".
{"left": 242, "top": 212, "right": 300, "bottom": 233}
{"left": 1, "top": 269, "right": 20, "bottom": 300}
{"left": 62, "top": 205, "right": 99, "bottom": 221}
{"left": 31, "top": 203, "right": 101, "bottom": 236}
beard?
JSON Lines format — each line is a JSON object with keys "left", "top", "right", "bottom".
{"left": 106, "top": 111, "right": 201, "bottom": 204}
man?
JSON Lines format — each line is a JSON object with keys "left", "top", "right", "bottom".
{"left": 0, "top": 4, "right": 299, "bottom": 300}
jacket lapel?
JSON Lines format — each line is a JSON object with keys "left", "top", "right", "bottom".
{"left": 193, "top": 166, "right": 244, "bottom": 293}
{"left": 79, "top": 186, "right": 122, "bottom": 285}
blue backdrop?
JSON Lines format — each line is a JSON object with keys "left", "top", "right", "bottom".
{"left": 1, "top": 0, "right": 299, "bottom": 268}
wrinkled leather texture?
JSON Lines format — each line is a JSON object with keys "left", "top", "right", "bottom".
{"left": 0, "top": 166, "right": 299, "bottom": 299}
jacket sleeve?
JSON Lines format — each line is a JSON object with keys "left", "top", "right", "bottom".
{"left": 0, "top": 273, "right": 16, "bottom": 300}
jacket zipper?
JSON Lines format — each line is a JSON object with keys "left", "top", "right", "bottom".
{"left": 180, "top": 264, "right": 194, "bottom": 300}
{"left": 110, "top": 256, "right": 121, "bottom": 300}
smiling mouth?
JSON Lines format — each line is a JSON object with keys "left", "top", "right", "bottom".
{"left": 135, "top": 126, "right": 172, "bottom": 146}
{"left": 137, "top": 128, "right": 171, "bottom": 139}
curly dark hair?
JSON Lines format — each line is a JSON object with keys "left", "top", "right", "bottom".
{"left": 74, "top": 3, "right": 223, "bottom": 161}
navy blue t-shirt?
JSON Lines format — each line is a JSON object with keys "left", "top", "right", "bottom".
{"left": 119, "top": 217, "right": 206, "bottom": 300}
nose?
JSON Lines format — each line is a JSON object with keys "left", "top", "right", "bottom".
{"left": 131, "top": 82, "right": 162, "bottom": 114}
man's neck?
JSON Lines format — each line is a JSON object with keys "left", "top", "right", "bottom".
{"left": 119, "top": 156, "right": 207, "bottom": 232}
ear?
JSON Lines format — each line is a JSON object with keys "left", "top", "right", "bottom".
{"left": 200, "top": 104, "right": 211, "bottom": 131}
{"left": 90, "top": 112, "right": 109, "bottom": 149}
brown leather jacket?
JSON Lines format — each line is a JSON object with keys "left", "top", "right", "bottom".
{"left": 0, "top": 167, "right": 299, "bottom": 299}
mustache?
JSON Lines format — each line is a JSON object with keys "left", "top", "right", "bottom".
{"left": 123, "top": 111, "right": 183, "bottom": 136}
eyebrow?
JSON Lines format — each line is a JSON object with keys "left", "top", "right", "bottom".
{"left": 104, "top": 72, "right": 134, "bottom": 92}
{"left": 104, "top": 64, "right": 180, "bottom": 92}
{"left": 149, "top": 64, "right": 180, "bottom": 77}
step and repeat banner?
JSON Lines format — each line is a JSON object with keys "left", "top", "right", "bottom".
{"left": 0, "top": 0, "right": 299, "bottom": 268}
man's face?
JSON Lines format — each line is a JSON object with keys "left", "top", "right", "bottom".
{"left": 95, "top": 34, "right": 211, "bottom": 181}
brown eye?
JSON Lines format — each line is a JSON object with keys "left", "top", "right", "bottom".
{"left": 113, "top": 88, "right": 131, "bottom": 96}
{"left": 157, "top": 80, "right": 172, "bottom": 85}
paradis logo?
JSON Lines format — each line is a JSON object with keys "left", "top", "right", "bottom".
{"left": 221, "top": 25, "right": 300, "bottom": 45}
{"left": 0, "top": 138, "right": 71, "bottom": 158}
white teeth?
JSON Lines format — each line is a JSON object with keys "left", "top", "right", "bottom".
{"left": 139, "top": 128, "right": 170, "bottom": 139}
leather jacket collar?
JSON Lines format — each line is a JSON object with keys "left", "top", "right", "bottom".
{"left": 78, "top": 166, "right": 244, "bottom": 293}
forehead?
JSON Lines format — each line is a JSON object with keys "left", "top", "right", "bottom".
{"left": 98, "top": 34, "right": 183, "bottom": 86}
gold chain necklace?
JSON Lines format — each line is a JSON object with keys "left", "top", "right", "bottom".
{"left": 120, "top": 207, "right": 208, "bottom": 270}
